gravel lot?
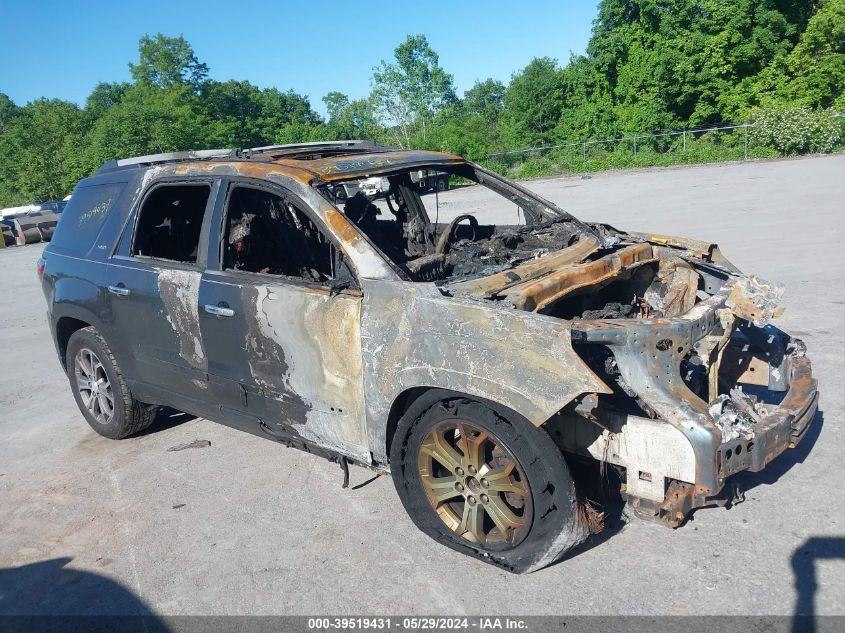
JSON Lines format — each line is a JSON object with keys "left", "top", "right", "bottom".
{"left": 1, "top": 154, "right": 843, "bottom": 617}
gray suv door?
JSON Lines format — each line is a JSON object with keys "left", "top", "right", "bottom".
{"left": 198, "top": 181, "right": 370, "bottom": 461}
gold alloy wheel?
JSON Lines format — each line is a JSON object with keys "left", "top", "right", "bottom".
{"left": 418, "top": 420, "right": 532, "bottom": 547}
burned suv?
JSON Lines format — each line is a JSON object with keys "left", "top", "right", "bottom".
{"left": 39, "top": 141, "right": 818, "bottom": 573}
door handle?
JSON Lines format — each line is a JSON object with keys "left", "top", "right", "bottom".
{"left": 108, "top": 285, "right": 130, "bottom": 297}
{"left": 204, "top": 303, "right": 235, "bottom": 317}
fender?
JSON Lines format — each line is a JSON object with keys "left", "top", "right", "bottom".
{"left": 360, "top": 280, "right": 611, "bottom": 462}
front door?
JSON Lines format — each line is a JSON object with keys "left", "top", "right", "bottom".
{"left": 198, "top": 181, "right": 370, "bottom": 461}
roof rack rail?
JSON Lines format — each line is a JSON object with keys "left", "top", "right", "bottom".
{"left": 97, "top": 148, "right": 239, "bottom": 174}
{"left": 95, "top": 140, "right": 389, "bottom": 174}
{"left": 246, "top": 140, "right": 377, "bottom": 156}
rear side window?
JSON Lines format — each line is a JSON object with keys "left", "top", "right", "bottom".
{"left": 133, "top": 184, "right": 210, "bottom": 263}
{"left": 50, "top": 182, "right": 125, "bottom": 251}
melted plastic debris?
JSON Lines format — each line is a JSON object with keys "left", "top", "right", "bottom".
{"left": 726, "top": 276, "right": 785, "bottom": 327}
{"left": 788, "top": 337, "right": 808, "bottom": 358}
{"left": 709, "top": 387, "right": 770, "bottom": 442}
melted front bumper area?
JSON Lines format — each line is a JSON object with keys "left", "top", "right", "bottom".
{"left": 571, "top": 281, "right": 819, "bottom": 526}
{"left": 716, "top": 348, "right": 817, "bottom": 477}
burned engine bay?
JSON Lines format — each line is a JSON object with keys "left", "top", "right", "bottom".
{"left": 323, "top": 163, "right": 805, "bottom": 458}
{"left": 326, "top": 164, "right": 721, "bottom": 322}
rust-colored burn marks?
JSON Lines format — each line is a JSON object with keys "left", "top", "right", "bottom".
{"left": 165, "top": 149, "right": 466, "bottom": 186}
{"left": 501, "top": 243, "right": 656, "bottom": 312}
{"left": 171, "top": 160, "right": 315, "bottom": 185}
{"left": 247, "top": 282, "right": 369, "bottom": 460}
{"left": 625, "top": 231, "right": 715, "bottom": 258}
{"left": 303, "top": 150, "right": 465, "bottom": 182}
{"left": 726, "top": 276, "right": 785, "bottom": 327}
{"left": 325, "top": 208, "right": 360, "bottom": 244}
{"left": 447, "top": 236, "right": 601, "bottom": 298}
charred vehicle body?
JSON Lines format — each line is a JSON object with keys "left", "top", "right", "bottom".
{"left": 39, "top": 141, "right": 818, "bottom": 573}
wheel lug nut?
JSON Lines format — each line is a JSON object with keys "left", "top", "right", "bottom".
{"left": 455, "top": 482, "right": 464, "bottom": 492}
{"left": 468, "top": 465, "right": 477, "bottom": 475}
{"left": 480, "top": 494, "right": 489, "bottom": 504}
{"left": 467, "top": 496, "right": 476, "bottom": 505}
{"left": 455, "top": 467, "right": 464, "bottom": 476}
{"left": 480, "top": 478, "right": 489, "bottom": 488}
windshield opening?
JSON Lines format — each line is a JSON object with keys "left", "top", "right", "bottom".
{"left": 318, "top": 163, "right": 594, "bottom": 283}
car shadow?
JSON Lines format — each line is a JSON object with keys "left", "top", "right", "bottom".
{"left": 791, "top": 536, "right": 845, "bottom": 633}
{"left": 0, "top": 557, "right": 169, "bottom": 631}
{"left": 135, "top": 407, "right": 197, "bottom": 437}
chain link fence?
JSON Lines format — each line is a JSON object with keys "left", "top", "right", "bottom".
{"left": 484, "top": 114, "right": 845, "bottom": 176}
{"left": 486, "top": 122, "right": 755, "bottom": 172}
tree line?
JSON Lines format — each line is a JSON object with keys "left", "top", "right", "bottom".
{"left": 1, "top": 0, "right": 843, "bottom": 207}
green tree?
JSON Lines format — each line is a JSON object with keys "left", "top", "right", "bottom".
{"left": 0, "top": 92, "right": 19, "bottom": 135}
{"left": 372, "top": 34, "right": 456, "bottom": 146}
{"left": 753, "top": 0, "right": 845, "bottom": 110}
{"left": 83, "top": 85, "right": 207, "bottom": 171}
{"left": 0, "top": 99, "right": 86, "bottom": 205}
{"left": 499, "top": 58, "right": 565, "bottom": 147}
{"left": 199, "top": 80, "right": 266, "bottom": 147}
{"left": 322, "top": 91, "right": 380, "bottom": 140}
{"left": 463, "top": 79, "right": 505, "bottom": 126}
{"left": 84, "top": 82, "right": 131, "bottom": 120}
{"left": 129, "top": 34, "right": 209, "bottom": 90}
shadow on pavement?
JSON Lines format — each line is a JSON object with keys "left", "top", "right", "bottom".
{"left": 791, "top": 536, "right": 845, "bottom": 633}
{"left": 0, "top": 557, "right": 169, "bottom": 631}
{"left": 136, "top": 407, "right": 198, "bottom": 437}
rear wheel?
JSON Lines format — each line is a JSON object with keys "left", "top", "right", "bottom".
{"left": 390, "top": 391, "right": 587, "bottom": 573}
{"left": 66, "top": 327, "right": 157, "bottom": 439}
{"left": 436, "top": 177, "right": 449, "bottom": 192}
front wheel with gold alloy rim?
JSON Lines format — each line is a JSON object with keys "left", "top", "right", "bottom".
{"left": 390, "top": 392, "right": 587, "bottom": 574}
{"left": 418, "top": 420, "right": 532, "bottom": 549}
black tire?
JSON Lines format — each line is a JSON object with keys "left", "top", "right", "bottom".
{"left": 390, "top": 390, "right": 587, "bottom": 573}
{"left": 66, "top": 326, "right": 157, "bottom": 439}
{"left": 436, "top": 177, "right": 449, "bottom": 192}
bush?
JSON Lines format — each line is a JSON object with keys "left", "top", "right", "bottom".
{"left": 750, "top": 107, "right": 842, "bottom": 155}
{"left": 513, "top": 156, "right": 557, "bottom": 179}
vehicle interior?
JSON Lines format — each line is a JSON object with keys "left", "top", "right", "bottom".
{"left": 319, "top": 164, "right": 588, "bottom": 283}
{"left": 133, "top": 184, "right": 210, "bottom": 262}
{"left": 221, "top": 185, "right": 335, "bottom": 283}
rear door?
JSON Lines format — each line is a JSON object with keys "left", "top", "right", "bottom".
{"left": 198, "top": 180, "right": 370, "bottom": 460}
{"left": 106, "top": 179, "right": 218, "bottom": 407}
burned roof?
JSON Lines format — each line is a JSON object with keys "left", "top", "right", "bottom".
{"left": 277, "top": 150, "right": 464, "bottom": 182}
{"left": 95, "top": 141, "right": 464, "bottom": 184}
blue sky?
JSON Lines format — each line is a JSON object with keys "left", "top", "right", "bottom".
{"left": 0, "top": 1, "right": 599, "bottom": 116}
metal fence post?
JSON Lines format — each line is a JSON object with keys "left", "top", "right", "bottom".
{"left": 683, "top": 128, "right": 686, "bottom": 153}
{"left": 633, "top": 135, "right": 637, "bottom": 156}
{"left": 583, "top": 141, "right": 587, "bottom": 169}
{"left": 744, "top": 123, "right": 749, "bottom": 160}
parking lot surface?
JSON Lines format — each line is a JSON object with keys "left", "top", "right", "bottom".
{"left": 1, "top": 154, "right": 843, "bottom": 616}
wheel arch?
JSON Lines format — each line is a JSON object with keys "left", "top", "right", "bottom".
{"left": 56, "top": 316, "right": 92, "bottom": 369}
{"left": 384, "top": 385, "right": 540, "bottom": 467}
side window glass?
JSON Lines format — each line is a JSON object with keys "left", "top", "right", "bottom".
{"left": 133, "top": 184, "right": 210, "bottom": 262}
{"left": 223, "top": 186, "right": 336, "bottom": 284}
{"left": 51, "top": 182, "right": 125, "bottom": 250}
